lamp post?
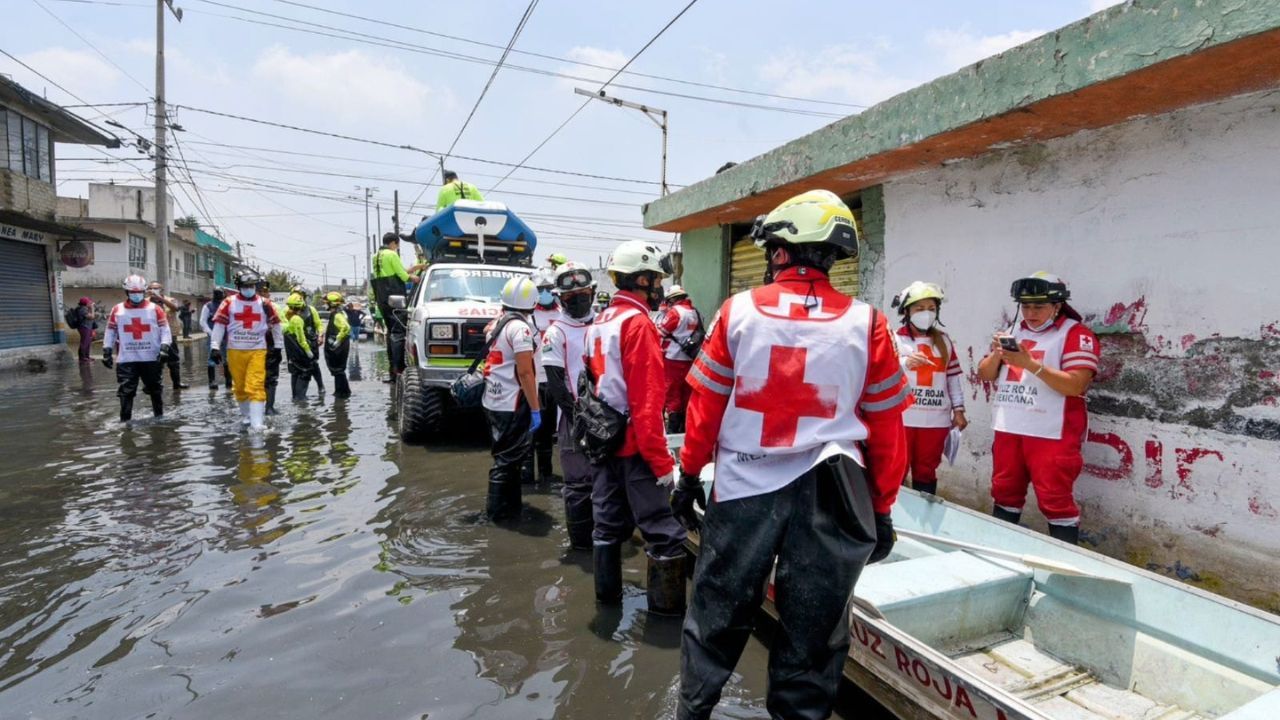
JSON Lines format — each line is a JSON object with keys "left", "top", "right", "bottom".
{"left": 574, "top": 88, "right": 669, "bottom": 196}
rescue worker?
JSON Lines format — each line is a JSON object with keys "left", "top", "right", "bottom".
{"left": 655, "top": 285, "right": 702, "bottom": 433}
{"left": 893, "top": 281, "right": 968, "bottom": 495}
{"left": 675, "top": 190, "right": 910, "bottom": 719}
{"left": 527, "top": 266, "right": 563, "bottom": 483}
{"left": 146, "top": 280, "right": 190, "bottom": 390}
{"left": 976, "top": 272, "right": 1099, "bottom": 545}
{"left": 209, "top": 271, "right": 285, "bottom": 431}
{"left": 289, "top": 287, "right": 326, "bottom": 395}
{"left": 540, "top": 261, "right": 597, "bottom": 550}
{"left": 436, "top": 169, "right": 484, "bottom": 211}
{"left": 102, "top": 274, "right": 172, "bottom": 422}
{"left": 323, "top": 291, "right": 353, "bottom": 398}
{"left": 256, "top": 278, "right": 283, "bottom": 415}
{"left": 482, "top": 276, "right": 542, "bottom": 521}
{"left": 283, "top": 294, "right": 319, "bottom": 401}
{"left": 545, "top": 252, "right": 568, "bottom": 270}
{"left": 586, "top": 241, "right": 688, "bottom": 615}
{"left": 371, "top": 232, "right": 426, "bottom": 380}
{"left": 200, "top": 288, "right": 231, "bottom": 389}
{"left": 593, "top": 290, "right": 611, "bottom": 315}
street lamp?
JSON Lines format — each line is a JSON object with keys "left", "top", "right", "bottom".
{"left": 574, "top": 88, "right": 669, "bottom": 196}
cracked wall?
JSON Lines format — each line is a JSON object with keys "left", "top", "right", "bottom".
{"left": 881, "top": 88, "right": 1280, "bottom": 610}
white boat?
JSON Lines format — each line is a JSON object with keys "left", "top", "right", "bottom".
{"left": 671, "top": 438, "right": 1280, "bottom": 720}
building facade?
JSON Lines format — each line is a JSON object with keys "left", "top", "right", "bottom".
{"left": 642, "top": 0, "right": 1280, "bottom": 610}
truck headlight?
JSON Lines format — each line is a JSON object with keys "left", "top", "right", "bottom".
{"left": 429, "top": 323, "right": 456, "bottom": 340}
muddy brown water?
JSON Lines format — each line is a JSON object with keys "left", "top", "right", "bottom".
{"left": 0, "top": 342, "right": 890, "bottom": 719}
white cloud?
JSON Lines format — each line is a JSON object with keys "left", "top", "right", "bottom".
{"left": 251, "top": 46, "right": 441, "bottom": 125}
{"left": 556, "top": 46, "right": 628, "bottom": 92}
{"left": 757, "top": 45, "right": 918, "bottom": 109}
{"left": 925, "top": 27, "right": 1045, "bottom": 72}
{"left": 1087, "top": 0, "right": 1121, "bottom": 12}
{"left": 7, "top": 47, "right": 119, "bottom": 102}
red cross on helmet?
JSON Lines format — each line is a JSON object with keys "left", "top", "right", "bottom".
{"left": 122, "top": 274, "right": 148, "bottom": 292}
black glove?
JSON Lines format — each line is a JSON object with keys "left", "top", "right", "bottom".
{"left": 670, "top": 471, "right": 707, "bottom": 532}
{"left": 868, "top": 513, "right": 896, "bottom": 564}
{"left": 268, "top": 348, "right": 282, "bottom": 364}
{"left": 159, "top": 343, "right": 172, "bottom": 358}
{"left": 209, "top": 348, "right": 222, "bottom": 364}
{"left": 101, "top": 348, "right": 114, "bottom": 369}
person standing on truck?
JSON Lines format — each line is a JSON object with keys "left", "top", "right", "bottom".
{"left": 655, "top": 285, "right": 702, "bottom": 434}
{"left": 675, "top": 190, "right": 909, "bottom": 720}
{"left": 540, "top": 261, "right": 597, "bottom": 550}
{"left": 436, "top": 170, "right": 485, "bottom": 212}
{"left": 976, "top": 272, "right": 1099, "bottom": 545}
{"left": 482, "top": 276, "right": 542, "bottom": 521}
{"left": 323, "top": 292, "right": 353, "bottom": 399}
{"left": 585, "top": 241, "right": 688, "bottom": 616}
{"left": 526, "top": 267, "right": 563, "bottom": 483}
{"left": 371, "top": 233, "right": 427, "bottom": 381}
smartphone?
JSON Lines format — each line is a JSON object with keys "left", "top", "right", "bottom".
{"left": 998, "top": 335, "right": 1020, "bottom": 352}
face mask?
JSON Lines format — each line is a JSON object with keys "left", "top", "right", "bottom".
{"left": 538, "top": 289, "right": 555, "bottom": 306}
{"left": 1025, "top": 317, "right": 1052, "bottom": 332}
{"left": 910, "top": 310, "right": 937, "bottom": 331}
{"left": 563, "top": 293, "right": 593, "bottom": 319}
{"left": 646, "top": 282, "right": 665, "bottom": 312}
{"left": 127, "top": 292, "right": 145, "bottom": 304}
{"left": 240, "top": 287, "right": 257, "bottom": 298}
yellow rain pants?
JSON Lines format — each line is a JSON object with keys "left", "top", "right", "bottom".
{"left": 227, "top": 348, "right": 267, "bottom": 402}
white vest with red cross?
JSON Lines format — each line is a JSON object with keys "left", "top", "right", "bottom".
{"left": 713, "top": 288, "right": 873, "bottom": 501}
{"left": 531, "top": 304, "right": 562, "bottom": 383}
{"left": 482, "top": 316, "right": 536, "bottom": 412}
{"left": 541, "top": 316, "right": 592, "bottom": 399}
{"left": 582, "top": 296, "right": 648, "bottom": 414}
{"left": 895, "top": 329, "right": 956, "bottom": 428}
{"left": 221, "top": 296, "right": 277, "bottom": 350}
{"left": 992, "top": 317, "right": 1089, "bottom": 440}
{"left": 660, "top": 302, "right": 700, "bottom": 361}
{"left": 109, "top": 301, "right": 169, "bottom": 363}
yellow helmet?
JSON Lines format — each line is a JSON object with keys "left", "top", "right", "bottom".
{"left": 286, "top": 293, "right": 306, "bottom": 309}
{"left": 893, "top": 281, "right": 945, "bottom": 315}
{"left": 751, "top": 189, "right": 858, "bottom": 259}
{"left": 325, "top": 291, "right": 344, "bottom": 305}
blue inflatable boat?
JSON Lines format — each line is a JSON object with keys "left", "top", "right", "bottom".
{"left": 412, "top": 201, "right": 537, "bottom": 265}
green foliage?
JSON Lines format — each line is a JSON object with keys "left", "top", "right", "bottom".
{"left": 175, "top": 215, "right": 200, "bottom": 229}
{"left": 264, "top": 268, "right": 303, "bottom": 293}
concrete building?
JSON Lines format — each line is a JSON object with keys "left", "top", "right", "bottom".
{"left": 643, "top": 0, "right": 1280, "bottom": 610}
{"left": 56, "top": 183, "right": 239, "bottom": 311}
{"left": 0, "top": 76, "right": 121, "bottom": 368}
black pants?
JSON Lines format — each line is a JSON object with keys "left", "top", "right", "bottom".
{"left": 377, "top": 302, "right": 406, "bottom": 374}
{"left": 117, "top": 361, "right": 163, "bottom": 420}
{"left": 285, "top": 338, "right": 316, "bottom": 400}
{"left": 559, "top": 413, "right": 594, "bottom": 545}
{"left": 161, "top": 343, "right": 182, "bottom": 387}
{"left": 678, "top": 458, "right": 877, "bottom": 720}
{"left": 530, "top": 382, "right": 558, "bottom": 476}
{"left": 264, "top": 348, "right": 281, "bottom": 410}
{"left": 486, "top": 404, "right": 532, "bottom": 520}
{"left": 592, "top": 454, "right": 687, "bottom": 559}
{"left": 324, "top": 339, "right": 351, "bottom": 397}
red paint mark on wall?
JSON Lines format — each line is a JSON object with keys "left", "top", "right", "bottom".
{"left": 965, "top": 346, "right": 993, "bottom": 403}
{"left": 1180, "top": 334, "right": 1197, "bottom": 351}
{"left": 1145, "top": 440, "right": 1164, "bottom": 489}
{"left": 1248, "top": 496, "right": 1278, "bottom": 519}
{"left": 1102, "top": 297, "right": 1148, "bottom": 333}
{"left": 1172, "top": 448, "right": 1224, "bottom": 500}
{"left": 1084, "top": 431, "right": 1134, "bottom": 480}
{"left": 1259, "top": 370, "right": 1276, "bottom": 381}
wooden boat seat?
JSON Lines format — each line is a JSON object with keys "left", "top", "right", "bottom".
{"left": 858, "top": 550, "right": 1033, "bottom": 649}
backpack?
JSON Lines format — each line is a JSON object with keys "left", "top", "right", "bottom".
{"left": 450, "top": 312, "right": 524, "bottom": 409}
{"left": 571, "top": 363, "right": 630, "bottom": 465}
{"left": 662, "top": 306, "right": 705, "bottom": 360}
{"left": 63, "top": 306, "right": 80, "bottom": 328}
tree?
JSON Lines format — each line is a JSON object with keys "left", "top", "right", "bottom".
{"left": 264, "top": 268, "right": 303, "bottom": 293}
{"left": 175, "top": 215, "right": 200, "bottom": 229}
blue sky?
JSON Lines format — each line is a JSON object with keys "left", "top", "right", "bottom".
{"left": 4, "top": 0, "right": 1116, "bottom": 284}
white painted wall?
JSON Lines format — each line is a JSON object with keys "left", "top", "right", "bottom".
{"left": 881, "top": 89, "right": 1280, "bottom": 607}
{"left": 87, "top": 183, "right": 174, "bottom": 224}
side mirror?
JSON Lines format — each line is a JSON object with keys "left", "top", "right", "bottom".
{"left": 388, "top": 295, "right": 406, "bottom": 310}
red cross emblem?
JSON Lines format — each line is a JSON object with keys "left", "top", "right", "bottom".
{"left": 587, "top": 336, "right": 608, "bottom": 387}
{"left": 122, "top": 316, "right": 151, "bottom": 340}
{"left": 233, "top": 304, "right": 262, "bottom": 330}
{"left": 734, "top": 346, "right": 838, "bottom": 448}
{"left": 912, "top": 343, "right": 945, "bottom": 386}
{"left": 755, "top": 292, "right": 837, "bottom": 320}
{"left": 1006, "top": 340, "right": 1046, "bottom": 382}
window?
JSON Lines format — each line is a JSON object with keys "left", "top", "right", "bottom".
{"left": 1, "top": 108, "right": 53, "bottom": 181}
{"left": 21, "top": 116, "right": 38, "bottom": 179}
{"left": 184, "top": 252, "right": 195, "bottom": 276}
{"left": 36, "top": 125, "right": 50, "bottom": 182}
{"left": 6, "top": 110, "right": 21, "bottom": 174}
{"left": 129, "top": 233, "right": 147, "bottom": 269}
{"left": 0, "top": 111, "right": 7, "bottom": 170}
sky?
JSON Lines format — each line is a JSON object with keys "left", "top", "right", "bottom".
{"left": 4, "top": 0, "right": 1118, "bottom": 287}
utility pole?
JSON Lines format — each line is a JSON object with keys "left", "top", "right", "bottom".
{"left": 357, "top": 186, "right": 378, "bottom": 288}
{"left": 322, "top": 262, "right": 328, "bottom": 290}
{"left": 574, "top": 88, "right": 669, "bottom": 196}
{"left": 155, "top": 0, "right": 183, "bottom": 287}
{"left": 393, "top": 190, "right": 400, "bottom": 236}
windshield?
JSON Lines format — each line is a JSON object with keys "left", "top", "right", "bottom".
{"left": 423, "top": 267, "right": 528, "bottom": 303}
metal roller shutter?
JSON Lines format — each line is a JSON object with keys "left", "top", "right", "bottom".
{"left": 727, "top": 209, "right": 862, "bottom": 297}
{"left": 0, "top": 239, "right": 55, "bottom": 349}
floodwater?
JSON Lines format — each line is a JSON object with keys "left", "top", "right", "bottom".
{"left": 0, "top": 341, "right": 890, "bottom": 720}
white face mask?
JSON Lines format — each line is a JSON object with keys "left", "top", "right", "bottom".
{"left": 909, "top": 310, "right": 936, "bottom": 331}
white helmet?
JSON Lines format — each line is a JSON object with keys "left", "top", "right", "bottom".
{"left": 122, "top": 274, "right": 148, "bottom": 292}
{"left": 667, "top": 285, "right": 688, "bottom": 301}
{"left": 500, "top": 276, "right": 538, "bottom": 310}
{"left": 531, "top": 266, "right": 557, "bottom": 288}
{"left": 553, "top": 261, "right": 596, "bottom": 293}
{"left": 606, "top": 241, "right": 668, "bottom": 277}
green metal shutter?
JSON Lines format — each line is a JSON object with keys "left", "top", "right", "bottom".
{"left": 0, "top": 239, "right": 55, "bottom": 349}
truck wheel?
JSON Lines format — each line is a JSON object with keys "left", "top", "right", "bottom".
{"left": 398, "top": 366, "right": 442, "bottom": 442}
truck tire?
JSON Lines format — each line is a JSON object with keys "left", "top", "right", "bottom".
{"left": 398, "top": 366, "right": 443, "bottom": 443}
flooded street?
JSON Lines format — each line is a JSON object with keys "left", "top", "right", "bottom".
{"left": 0, "top": 341, "right": 883, "bottom": 720}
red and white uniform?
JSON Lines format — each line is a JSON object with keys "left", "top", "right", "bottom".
{"left": 531, "top": 304, "right": 562, "bottom": 384}
{"left": 895, "top": 327, "right": 964, "bottom": 486}
{"left": 990, "top": 315, "right": 1100, "bottom": 525}
{"left": 483, "top": 316, "right": 536, "bottom": 412}
{"left": 104, "top": 300, "right": 172, "bottom": 363}
{"left": 680, "top": 267, "right": 910, "bottom": 512}
{"left": 583, "top": 291, "right": 673, "bottom": 477}
{"left": 210, "top": 295, "right": 284, "bottom": 350}
{"left": 657, "top": 299, "right": 700, "bottom": 362}
{"left": 541, "top": 315, "right": 592, "bottom": 398}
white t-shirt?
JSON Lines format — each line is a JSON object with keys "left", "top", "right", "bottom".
{"left": 541, "top": 316, "right": 593, "bottom": 398}
{"left": 531, "top": 304, "right": 562, "bottom": 384}
{"left": 482, "top": 316, "right": 536, "bottom": 412}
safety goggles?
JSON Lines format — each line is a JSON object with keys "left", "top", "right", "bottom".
{"left": 748, "top": 216, "right": 797, "bottom": 243}
{"left": 1010, "top": 277, "right": 1068, "bottom": 303}
{"left": 555, "top": 268, "right": 593, "bottom": 291}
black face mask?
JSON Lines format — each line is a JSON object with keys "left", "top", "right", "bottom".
{"left": 563, "top": 292, "right": 593, "bottom": 319}
{"left": 646, "top": 280, "right": 665, "bottom": 312}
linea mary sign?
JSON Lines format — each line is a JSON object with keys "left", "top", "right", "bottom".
{"left": 0, "top": 223, "right": 46, "bottom": 244}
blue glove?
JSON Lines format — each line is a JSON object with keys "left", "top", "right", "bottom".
{"left": 528, "top": 409, "right": 542, "bottom": 435}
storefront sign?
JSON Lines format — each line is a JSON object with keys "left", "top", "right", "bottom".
{"left": 0, "top": 223, "right": 46, "bottom": 244}
{"left": 59, "top": 240, "right": 94, "bottom": 268}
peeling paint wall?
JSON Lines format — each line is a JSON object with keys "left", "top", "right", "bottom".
{"left": 882, "top": 89, "right": 1280, "bottom": 610}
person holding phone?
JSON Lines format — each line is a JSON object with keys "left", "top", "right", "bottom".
{"left": 976, "top": 272, "right": 1100, "bottom": 544}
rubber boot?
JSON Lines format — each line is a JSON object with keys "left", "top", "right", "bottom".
{"left": 1048, "top": 524, "right": 1080, "bottom": 545}
{"left": 646, "top": 554, "right": 687, "bottom": 616}
{"left": 120, "top": 395, "right": 134, "bottom": 423}
{"left": 593, "top": 542, "right": 624, "bottom": 605}
{"left": 485, "top": 479, "right": 521, "bottom": 521}
{"left": 564, "top": 499, "right": 594, "bottom": 551}
{"left": 150, "top": 392, "right": 164, "bottom": 418}
{"left": 914, "top": 481, "right": 938, "bottom": 495}
{"left": 248, "top": 401, "right": 267, "bottom": 432}
{"left": 238, "top": 401, "right": 251, "bottom": 426}
{"left": 291, "top": 374, "right": 307, "bottom": 401}
{"left": 333, "top": 374, "right": 351, "bottom": 399}
{"left": 170, "top": 363, "right": 189, "bottom": 389}
{"left": 537, "top": 448, "right": 560, "bottom": 483}
{"left": 224, "top": 365, "right": 232, "bottom": 389}
{"left": 665, "top": 410, "right": 686, "bottom": 435}
{"left": 521, "top": 455, "right": 535, "bottom": 484}
{"left": 993, "top": 506, "right": 1022, "bottom": 525}
{"left": 207, "top": 366, "right": 218, "bottom": 389}
{"left": 265, "top": 385, "right": 277, "bottom": 415}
